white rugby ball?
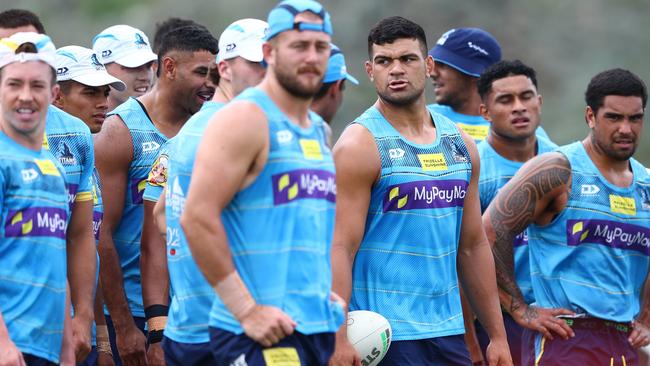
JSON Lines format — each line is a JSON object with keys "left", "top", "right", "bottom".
{"left": 347, "top": 310, "right": 392, "bottom": 366}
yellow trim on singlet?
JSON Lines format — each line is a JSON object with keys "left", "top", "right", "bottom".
{"left": 535, "top": 337, "right": 546, "bottom": 366}
{"left": 622, "top": 355, "right": 627, "bottom": 366}
{"left": 75, "top": 191, "right": 93, "bottom": 202}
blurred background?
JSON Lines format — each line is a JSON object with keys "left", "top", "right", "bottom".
{"left": 4, "top": 0, "right": 649, "bottom": 164}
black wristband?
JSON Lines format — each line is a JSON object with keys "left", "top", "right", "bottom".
{"left": 144, "top": 304, "right": 169, "bottom": 320}
{"left": 147, "top": 329, "right": 164, "bottom": 345}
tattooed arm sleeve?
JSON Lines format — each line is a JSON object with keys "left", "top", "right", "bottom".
{"left": 483, "top": 152, "right": 571, "bottom": 315}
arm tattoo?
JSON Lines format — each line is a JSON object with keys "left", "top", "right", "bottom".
{"left": 487, "top": 154, "right": 571, "bottom": 314}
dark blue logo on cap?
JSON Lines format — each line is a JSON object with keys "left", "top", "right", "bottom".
{"left": 102, "top": 50, "right": 112, "bottom": 58}
{"left": 91, "top": 54, "right": 103, "bottom": 68}
{"left": 56, "top": 67, "right": 69, "bottom": 76}
{"left": 135, "top": 33, "right": 148, "bottom": 46}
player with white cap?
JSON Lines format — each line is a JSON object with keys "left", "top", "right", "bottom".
{"left": 0, "top": 31, "right": 75, "bottom": 366}
{"left": 93, "top": 25, "right": 157, "bottom": 111}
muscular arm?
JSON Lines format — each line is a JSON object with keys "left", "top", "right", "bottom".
{"left": 330, "top": 124, "right": 379, "bottom": 307}
{"left": 141, "top": 199, "right": 169, "bottom": 310}
{"left": 93, "top": 116, "right": 136, "bottom": 330}
{"left": 455, "top": 132, "right": 506, "bottom": 340}
{"left": 66, "top": 198, "right": 96, "bottom": 361}
{"left": 483, "top": 152, "right": 574, "bottom": 339}
{"left": 181, "top": 101, "right": 265, "bottom": 287}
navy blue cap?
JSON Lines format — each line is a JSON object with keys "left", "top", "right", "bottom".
{"left": 428, "top": 28, "right": 501, "bottom": 77}
{"left": 266, "top": 0, "right": 333, "bottom": 41}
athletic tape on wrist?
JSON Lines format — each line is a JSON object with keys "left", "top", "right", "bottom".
{"left": 145, "top": 304, "right": 168, "bottom": 331}
{"left": 213, "top": 271, "right": 256, "bottom": 321}
{"left": 96, "top": 325, "right": 109, "bottom": 341}
{"left": 147, "top": 329, "right": 164, "bottom": 345}
{"left": 96, "top": 340, "right": 112, "bottom": 356}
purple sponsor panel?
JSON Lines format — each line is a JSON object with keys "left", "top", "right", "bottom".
{"left": 67, "top": 183, "right": 79, "bottom": 210}
{"left": 4, "top": 207, "right": 68, "bottom": 239}
{"left": 382, "top": 179, "right": 468, "bottom": 212}
{"left": 566, "top": 219, "right": 650, "bottom": 255}
{"left": 513, "top": 231, "right": 528, "bottom": 247}
{"left": 272, "top": 169, "right": 336, "bottom": 205}
{"left": 93, "top": 211, "right": 103, "bottom": 241}
{"left": 130, "top": 177, "right": 146, "bottom": 204}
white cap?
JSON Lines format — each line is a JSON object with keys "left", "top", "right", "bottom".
{"left": 55, "top": 46, "right": 126, "bottom": 91}
{"left": 92, "top": 25, "right": 157, "bottom": 68}
{"left": 0, "top": 32, "right": 57, "bottom": 69}
{"left": 216, "top": 18, "right": 268, "bottom": 63}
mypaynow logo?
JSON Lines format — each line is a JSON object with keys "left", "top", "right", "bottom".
{"left": 383, "top": 179, "right": 468, "bottom": 212}
{"left": 272, "top": 169, "right": 336, "bottom": 205}
{"left": 5, "top": 207, "right": 68, "bottom": 239}
{"left": 567, "top": 219, "right": 650, "bottom": 254}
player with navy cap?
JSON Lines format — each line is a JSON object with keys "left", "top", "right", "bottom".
{"left": 485, "top": 68, "right": 650, "bottom": 365}
{"left": 329, "top": 17, "right": 511, "bottom": 365}
{"left": 93, "top": 25, "right": 158, "bottom": 111}
{"left": 93, "top": 25, "right": 217, "bottom": 366}
{"left": 140, "top": 18, "right": 269, "bottom": 366}
{"left": 181, "top": 1, "right": 344, "bottom": 364}
{"left": 0, "top": 32, "right": 75, "bottom": 366}
{"left": 311, "top": 43, "right": 358, "bottom": 146}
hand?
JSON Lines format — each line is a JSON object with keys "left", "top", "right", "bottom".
{"left": 629, "top": 320, "right": 650, "bottom": 348}
{"left": 145, "top": 342, "right": 165, "bottom": 366}
{"left": 485, "top": 337, "right": 512, "bottom": 366}
{"left": 0, "top": 338, "right": 26, "bottom": 366}
{"left": 115, "top": 323, "right": 148, "bottom": 366}
{"left": 511, "top": 304, "right": 575, "bottom": 340}
{"left": 59, "top": 338, "right": 76, "bottom": 366}
{"left": 97, "top": 352, "right": 116, "bottom": 366}
{"left": 71, "top": 316, "right": 92, "bottom": 362}
{"left": 328, "top": 331, "right": 361, "bottom": 366}
{"left": 239, "top": 305, "right": 296, "bottom": 347}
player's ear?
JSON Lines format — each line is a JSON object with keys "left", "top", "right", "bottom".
{"left": 161, "top": 55, "right": 177, "bottom": 80}
{"left": 425, "top": 55, "right": 434, "bottom": 78}
{"left": 365, "top": 60, "right": 373, "bottom": 82}
{"left": 585, "top": 106, "right": 596, "bottom": 129}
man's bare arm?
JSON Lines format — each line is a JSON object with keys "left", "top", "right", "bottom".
{"left": 66, "top": 198, "right": 96, "bottom": 361}
{"left": 483, "top": 152, "right": 575, "bottom": 339}
{"left": 153, "top": 189, "right": 166, "bottom": 237}
{"left": 141, "top": 199, "right": 169, "bottom": 308}
{"left": 629, "top": 268, "right": 650, "bottom": 348}
{"left": 328, "top": 124, "right": 379, "bottom": 366}
{"left": 94, "top": 116, "right": 148, "bottom": 365}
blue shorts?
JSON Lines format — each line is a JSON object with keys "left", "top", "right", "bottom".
{"left": 379, "top": 334, "right": 471, "bottom": 365}
{"left": 23, "top": 353, "right": 57, "bottom": 366}
{"left": 522, "top": 318, "right": 638, "bottom": 366}
{"left": 209, "top": 327, "right": 335, "bottom": 366}
{"left": 475, "top": 312, "right": 526, "bottom": 365}
{"left": 162, "top": 336, "right": 214, "bottom": 366}
{"left": 105, "top": 315, "right": 147, "bottom": 366}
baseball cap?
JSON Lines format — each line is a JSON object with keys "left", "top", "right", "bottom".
{"left": 429, "top": 28, "right": 501, "bottom": 77}
{"left": 216, "top": 19, "right": 268, "bottom": 63}
{"left": 92, "top": 25, "right": 157, "bottom": 68}
{"left": 324, "top": 44, "right": 358, "bottom": 85}
{"left": 0, "top": 32, "right": 56, "bottom": 69}
{"left": 266, "top": 0, "right": 333, "bottom": 41}
{"left": 55, "top": 46, "right": 126, "bottom": 91}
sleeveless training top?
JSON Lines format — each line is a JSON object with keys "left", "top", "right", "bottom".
{"left": 528, "top": 141, "right": 650, "bottom": 321}
{"left": 350, "top": 106, "right": 472, "bottom": 341}
{"left": 208, "top": 88, "right": 343, "bottom": 335}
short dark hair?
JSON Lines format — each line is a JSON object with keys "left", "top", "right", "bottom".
{"left": 0, "top": 42, "right": 56, "bottom": 84}
{"left": 585, "top": 68, "right": 647, "bottom": 113}
{"left": 367, "top": 16, "right": 427, "bottom": 58}
{"left": 313, "top": 80, "right": 345, "bottom": 101}
{"left": 477, "top": 59, "right": 538, "bottom": 101}
{"left": 208, "top": 63, "right": 220, "bottom": 86}
{"left": 153, "top": 17, "right": 207, "bottom": 54}
{"left": 156, "top": 25, "right": 218, "bottom": 77}
{"left": 0, "top": 9, "right": 46, "bottom": 34}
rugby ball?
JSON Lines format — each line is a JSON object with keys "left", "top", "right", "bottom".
{"left": 347, "top": 310, "right": 392, "bottom": 366}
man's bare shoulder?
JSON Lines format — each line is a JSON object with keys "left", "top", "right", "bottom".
{"left": 333, "top": 123, "right": 380, "bottom": 183}
{"left": 94, "top": 114, "right": 133, "bottom": 167}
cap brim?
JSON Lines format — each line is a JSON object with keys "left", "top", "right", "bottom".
{"left": 114, "top": 51, "right": 157, "bottom": 68}
{"left": 73, "top": 72, "right": 127, "bottom": 91}
{"left": 430, "top": 46, "right": 482, "bottom": 77}
{"left": 344, "top": 73, "right": 359, "bottom": 85}
{"left": 236, "top": 44, "right": 265, "bottom": 63}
